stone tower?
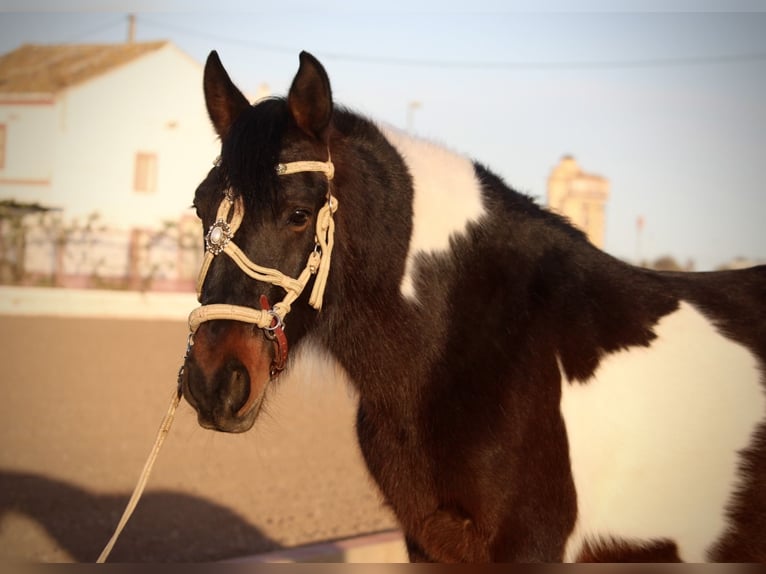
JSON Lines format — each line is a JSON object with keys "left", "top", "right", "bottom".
{"left": 547, "top": 156, "right": 610, "bottom": 249}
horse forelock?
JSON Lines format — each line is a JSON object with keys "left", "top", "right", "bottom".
{"left": 220, "top": 97, "right": 289, "bottom": 216}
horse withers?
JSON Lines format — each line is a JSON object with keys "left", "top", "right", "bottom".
{"left": 180, "top": 50, "right": 766, "bottom": 562}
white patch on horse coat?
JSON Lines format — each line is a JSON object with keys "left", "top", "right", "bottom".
{"left": 282, "top": 337, "right": 356, "bottom": 398}
{"left": 560, "top": 301, "right": 764, "bottom": 562}
{"left": 378, "top": 125, "right": 486, "bottom": 300}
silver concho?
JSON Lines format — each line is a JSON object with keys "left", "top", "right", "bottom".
{"left": 205, "top": 219, "right": 232, "bottom": 255}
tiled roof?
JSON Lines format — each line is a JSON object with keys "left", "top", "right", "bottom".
{"left": 0, "top": 41, "right": 168, "bottom": 94}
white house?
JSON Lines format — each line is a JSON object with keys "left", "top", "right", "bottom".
{"left": 0, "top": 41, "right": 221, "bottom": 289}
{"left": 0, "top": 40, "right": 219, "bottom": 226}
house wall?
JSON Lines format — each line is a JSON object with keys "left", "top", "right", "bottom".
{"left": 547, "top": 156, "right": 610, "bottom": 250}
{"left": 50, "top": 43, "right": 219, "bottom": 228}
{"left": 0, "top": 98, "right": 56, "bottom": 199}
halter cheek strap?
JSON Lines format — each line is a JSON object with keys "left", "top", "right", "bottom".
{"left": 187, "top": 156, "right": 337, "bottom": 370}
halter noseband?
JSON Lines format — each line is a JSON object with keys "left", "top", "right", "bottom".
{"left": 187, "top": 154, "right": 337, "bottom": 376}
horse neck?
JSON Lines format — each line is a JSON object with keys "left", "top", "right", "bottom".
{"left": 310, "top": 116, "right": 426, "bottom": 397}
{"left": 310, "top": 116, "right": 677, "bottom": 401}
{"left": 323, "top": 115, "right": 415, "bottom": 302}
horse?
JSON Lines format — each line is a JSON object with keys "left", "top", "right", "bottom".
{"left": 180, "top": 50, "right": 766, "bottom": 562}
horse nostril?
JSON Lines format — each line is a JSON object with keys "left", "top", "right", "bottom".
{"left": 225, "top": 361, "right": 251, "bottom": 415}
{"left": 181, "top": 361, "right": 204, "bottom": 410}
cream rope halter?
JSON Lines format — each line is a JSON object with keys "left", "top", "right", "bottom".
{"left": 97, "top": 157, "right": 338, "bottom": 564}
{"left": 188, "top": 154, "right": 337, "bottom": 342}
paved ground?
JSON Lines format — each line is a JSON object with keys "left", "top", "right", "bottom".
{"left": 0, "top": 309, "right": 399, "bottom": 562}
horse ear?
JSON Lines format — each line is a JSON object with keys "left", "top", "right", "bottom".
{"left": 288, "top": 51, "right": 333, "bottom": 141}
{"left": 203, "top": 50, "right": 250, "bottom": 139}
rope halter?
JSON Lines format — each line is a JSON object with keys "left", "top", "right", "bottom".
{"left": 99, "top": 157, "right": 337, "bottom": 561}
{"left": 188, "top": 155, "right": 337, "bottom": 344}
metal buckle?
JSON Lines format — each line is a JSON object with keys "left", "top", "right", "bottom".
{"left": 263, "top": 310, "right": 284, "bottom": 338}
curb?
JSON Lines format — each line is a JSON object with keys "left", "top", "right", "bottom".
{"left": 0, "top": 285, "right": 195, "bottom": 321}
{"left": 227, "top": 530, "right": 407, "bottom": 563}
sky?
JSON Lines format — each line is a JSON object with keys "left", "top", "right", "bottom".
{"left": 1, "top": 1, "right": 765, "bottom": 269}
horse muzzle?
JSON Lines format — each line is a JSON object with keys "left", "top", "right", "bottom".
{"left": 180, "top": 320, "right": 278, "bottom": 433}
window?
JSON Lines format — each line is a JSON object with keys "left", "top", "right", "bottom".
{"left": 134, "top": 152, "right": 157, "bottom": 193}
{"left": 0, "top": 124, "right": 6, "bottom": 169}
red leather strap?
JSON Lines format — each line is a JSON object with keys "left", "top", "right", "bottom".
{"left": 259, "top": 294, "right": 288, "bottom": 375}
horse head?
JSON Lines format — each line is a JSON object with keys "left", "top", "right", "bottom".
{"left": 181, "top": 51, "right": 336, "bottom": 433}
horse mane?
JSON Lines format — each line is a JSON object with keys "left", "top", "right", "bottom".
{"left": 474, "top": 162, "right": 591, "bottom": 246}
{"left": 220, "top": 95, "right": 588, "bottom": 259}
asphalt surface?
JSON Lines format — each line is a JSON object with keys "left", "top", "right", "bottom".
{"left": 0, "top": 314, "right": 398, "bottom": 562}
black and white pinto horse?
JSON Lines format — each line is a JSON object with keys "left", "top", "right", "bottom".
{"left": 181, "top": 51, "right": 766, "bottom": 562}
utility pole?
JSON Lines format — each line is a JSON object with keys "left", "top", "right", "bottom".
{"left": 127, "top": 14, "right": 136, "bottom": 44}
{"left": 407, "top": 101, "right": 421, "bottom": 132}
{"left": 636, "top": 215, "right": 645, "bottom": 265}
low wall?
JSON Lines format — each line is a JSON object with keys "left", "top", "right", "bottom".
{"left": 230, "top": 530, "right": 408, "bottom": 563}
{"left": 0, "top": 285, "right": 197, "bottom": 321}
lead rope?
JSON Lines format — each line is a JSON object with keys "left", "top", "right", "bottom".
{"left": 96, "top": 334, "right": 193, "bottom": 563}
{"left": 96, "top": 386, "right": 182, "bottom": 563}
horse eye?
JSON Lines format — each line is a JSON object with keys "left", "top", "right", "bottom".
{"left": 287, "top": 209, "right": 311, "bottom": 228}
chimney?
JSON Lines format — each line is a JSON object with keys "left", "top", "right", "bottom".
{"left": 127, "top": 14, "right": 136, "bottom": 43}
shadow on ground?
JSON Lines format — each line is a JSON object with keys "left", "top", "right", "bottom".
{"left": 0, "top": 470, "right": 281, "bottom": 562}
